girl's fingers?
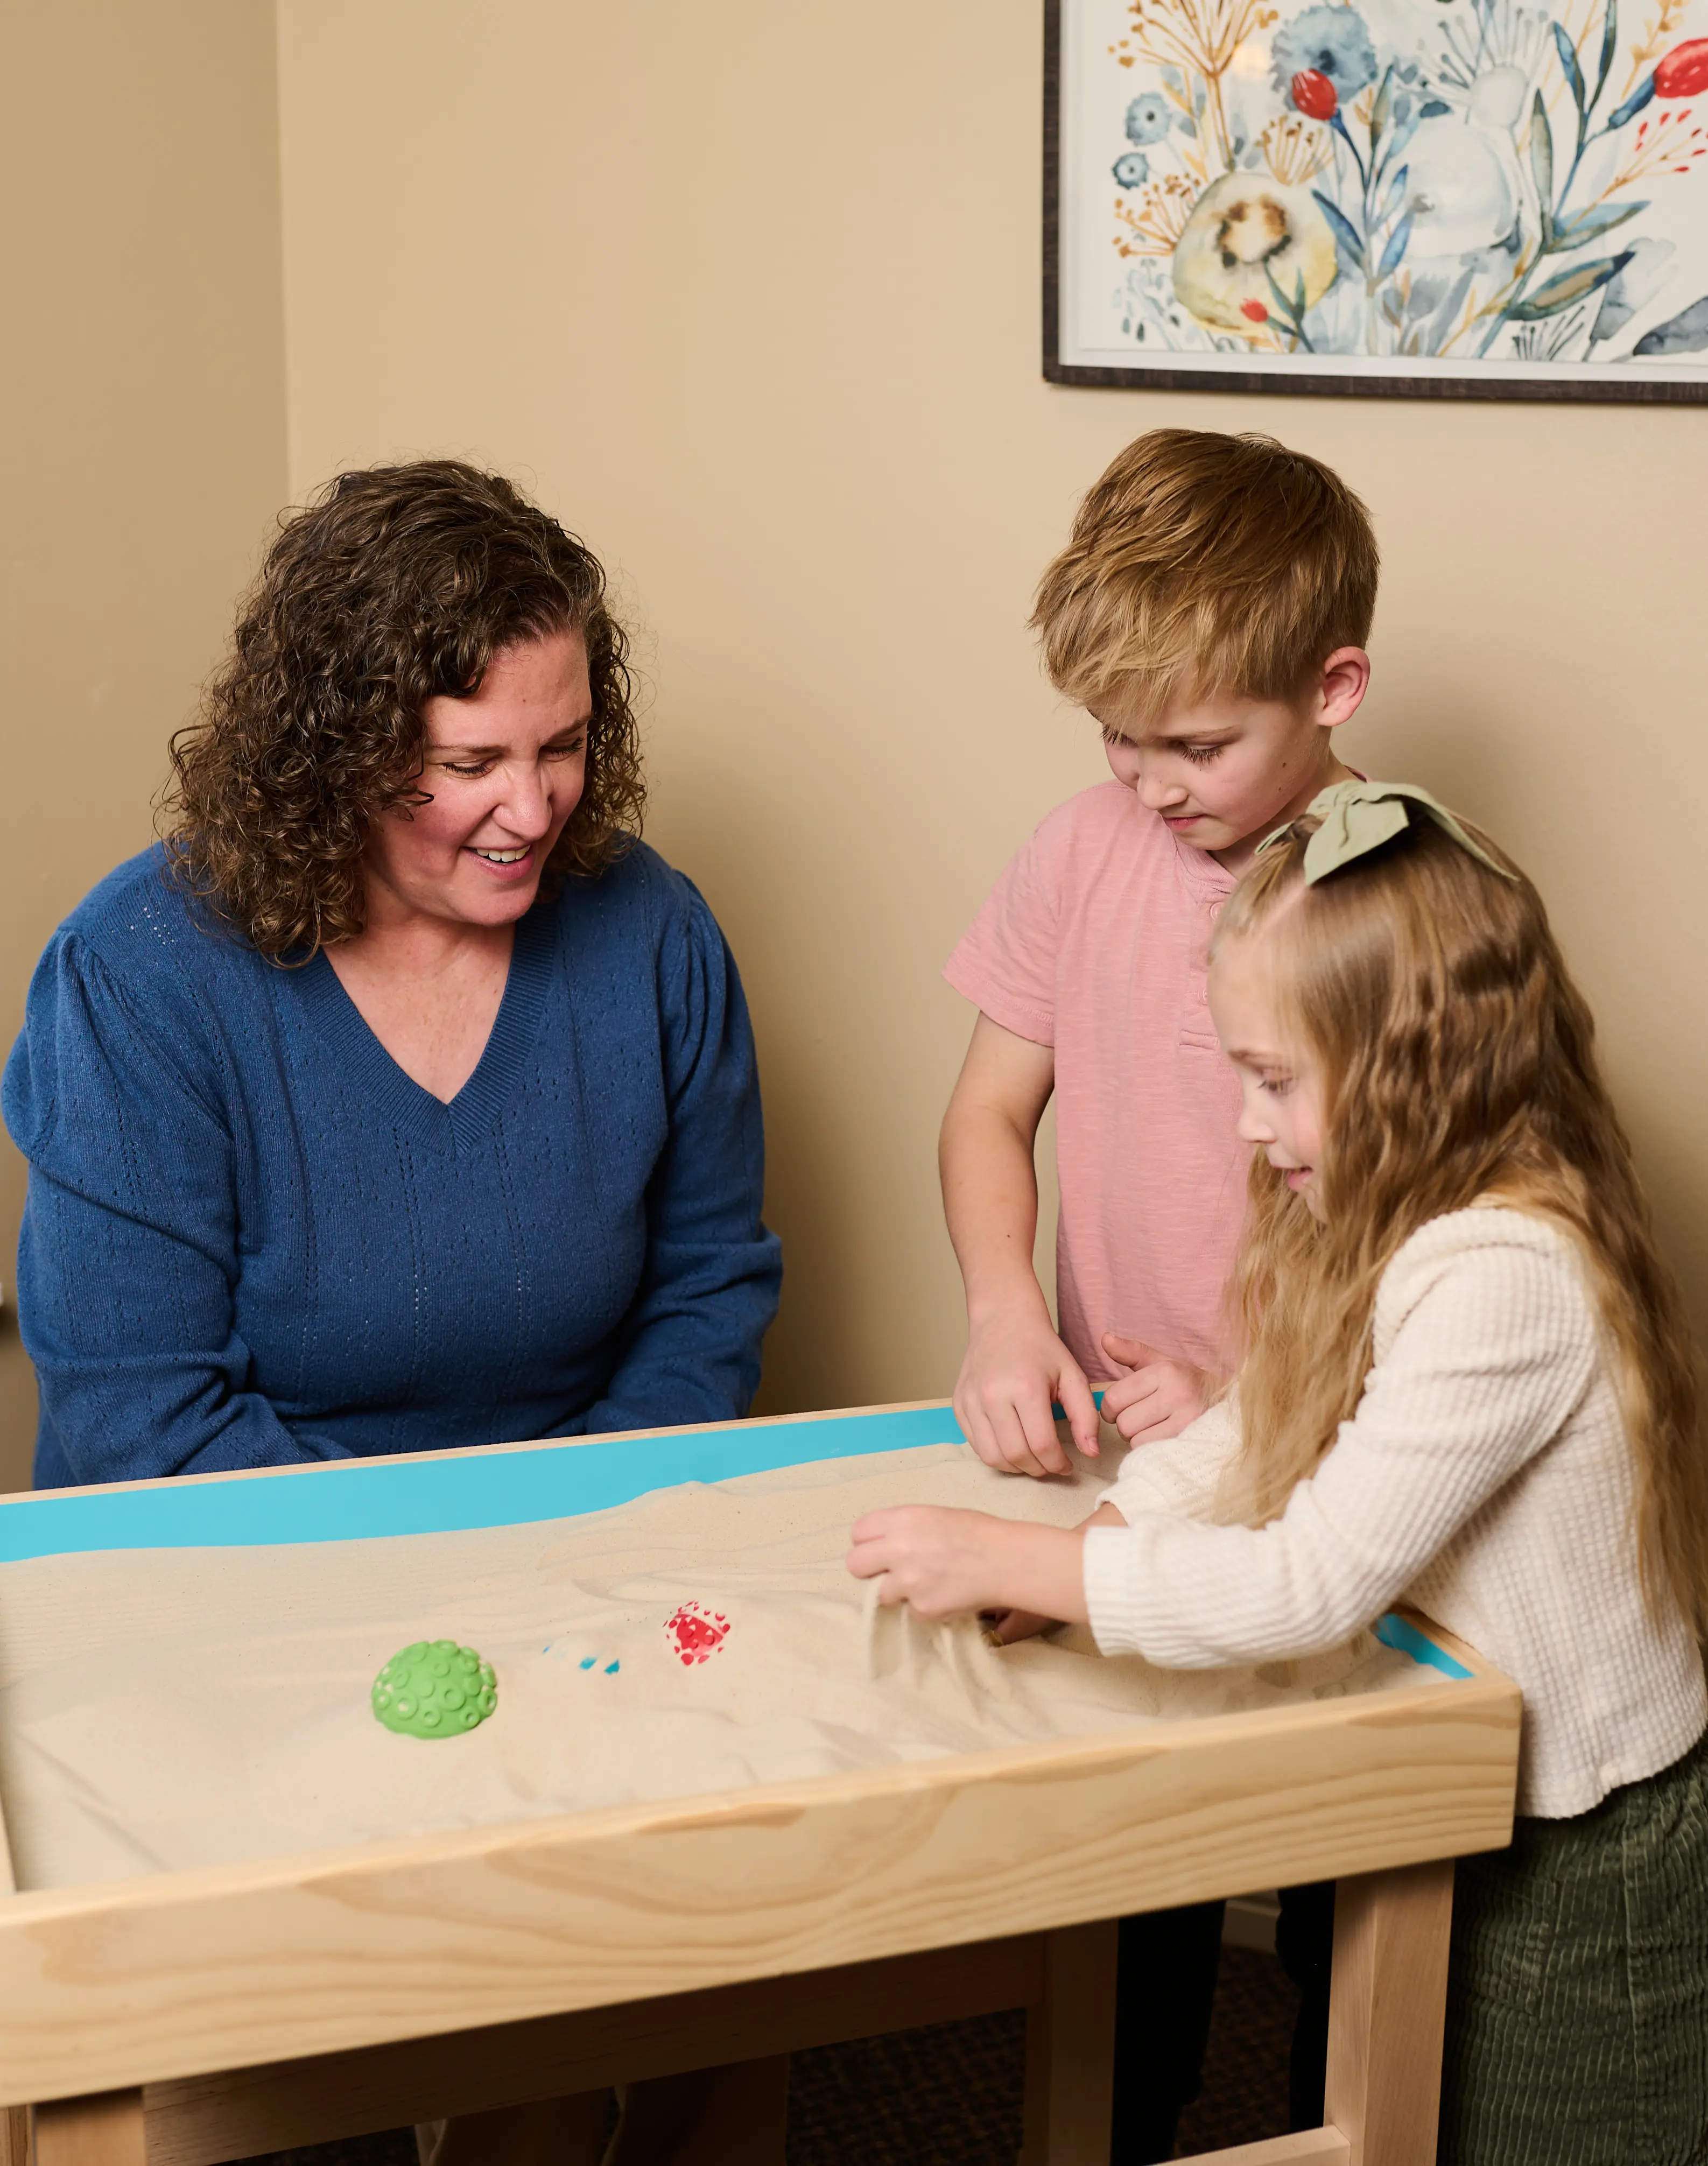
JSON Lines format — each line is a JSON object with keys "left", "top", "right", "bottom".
{"left": 1098, "top": 1370, "right": 1145, "bottom": 1417}
{"left": 1104, "top": 1371, "right": 1162, "bottom": 1424}
{"left": 1102, "top": 1332, "right": 1165, "bottom": 1370}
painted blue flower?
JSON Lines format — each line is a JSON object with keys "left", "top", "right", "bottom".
{"left": 1124, "top": 93, "right": 1172, "bottom": 146}
{"left": 1271, "top": 6, "right": 1379, "bottom": 101}
{"left": 1113, "top": 151, "right": 1150, "bottom": 187}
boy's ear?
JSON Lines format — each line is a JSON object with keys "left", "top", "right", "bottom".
{"left": 1316, "top": 647, "right": 1370, "bottom": 729}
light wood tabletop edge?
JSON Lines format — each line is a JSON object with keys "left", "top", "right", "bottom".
{"left": 0, "top": 1640, "right": 1520, "bottom": 2103}
{"left": 0, "top": 1628, "right": 1514, "bottom": 1928}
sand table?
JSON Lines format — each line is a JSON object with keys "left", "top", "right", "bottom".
{"left": 0, "top": 1439, "right": 1415, "bottom": 1891}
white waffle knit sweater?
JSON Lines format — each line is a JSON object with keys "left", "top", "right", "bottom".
{"left": 1083, "top": 1206, "right": 1707, "bottom": 1818}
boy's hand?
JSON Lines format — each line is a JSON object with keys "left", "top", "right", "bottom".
{"left": 1099, "top": 1334, "right": 1210, "bottom": 1445}
{"left": 955, "top": 1313, "right": 1100, "bottom": 1479}
{"left": 846, "top": 1507, "right": 1088, "bottom": 1625}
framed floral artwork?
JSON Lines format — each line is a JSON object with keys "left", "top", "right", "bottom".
{"left": 1044, "top": 0, "right": 1708, "bottom": 398}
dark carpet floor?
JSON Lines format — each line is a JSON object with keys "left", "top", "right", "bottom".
{"left": 229, "top": 1944, "right": 1297, "bottom": 2164}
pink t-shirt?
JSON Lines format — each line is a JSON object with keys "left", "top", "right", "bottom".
{"left": 945, "top": 782, "right": 1247, "bottom": 1381}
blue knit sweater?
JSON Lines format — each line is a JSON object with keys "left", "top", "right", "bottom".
{"left": 3, "top": 845, "right": 782, "bottom": 1489}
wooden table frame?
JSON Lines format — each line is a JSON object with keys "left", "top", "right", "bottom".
{"left": 0, "top": 1416, "right": 1520, "bottom": 2166}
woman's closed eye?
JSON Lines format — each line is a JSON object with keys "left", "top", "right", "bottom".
{"left": 438, "top": 734, "right": 586, "bottom": 779}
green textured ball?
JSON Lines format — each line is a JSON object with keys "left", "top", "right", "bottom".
{"left": 371, "top": 1639, "right": 497, "bottom": 1740}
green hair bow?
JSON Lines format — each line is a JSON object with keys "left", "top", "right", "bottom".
{"left": 1256, "top": 780, "right": 1517, "bottom": 887}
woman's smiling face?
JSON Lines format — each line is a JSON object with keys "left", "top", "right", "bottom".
{"left": 1209, "top": 926, "right": 1329, "bottom": 1218}
{"left": 361, "top": 628, "right": 592, "bottom": 931}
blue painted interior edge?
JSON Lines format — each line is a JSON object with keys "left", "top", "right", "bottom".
{"left": 1375, "top": 1611, "right": 1472, "bottom": 1680}
{"left": 0, "top": 1405, "right": 968, "bottom": 1563}
{"left": 1049, "top": 1389, "right": 1107, "bottom": 1419}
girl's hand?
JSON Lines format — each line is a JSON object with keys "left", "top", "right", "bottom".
{"left": 955, "top": 1311, "right": 1100, "bottom": 1478}
{"left": 846, "top": 1506, "right": 1087, "bottom": 1625}
{"left": 1099, "top": 1334, "right": 1210, "bottom": 1446}
{"left": 985, "top": 1607, "right": 1058, "bottom": 1644}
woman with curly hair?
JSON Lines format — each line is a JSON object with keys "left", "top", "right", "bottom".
{"left": 3, "top": 460, "right": 782, "bottom": 1491}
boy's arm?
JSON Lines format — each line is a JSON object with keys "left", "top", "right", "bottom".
{"left": 940, "top": 1012, "right": 1099, "bottom": 1476}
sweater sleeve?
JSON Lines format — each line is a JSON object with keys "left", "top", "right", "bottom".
{"left": 1100, "top": 1397, "right": 1242, "bottom": 1524}
{"left": 1082, "top": 1235, "right": 1598, "bottom": 1665}
{"left": 568, "top": 882, "right": 782, "bottom": 1435}
{"left": 3, "top": 933, "right": 353, "bottom": 1483}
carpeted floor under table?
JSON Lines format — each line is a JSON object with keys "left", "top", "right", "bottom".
{"left": 228, "top": 1942, "right": 1298, "bottom": 2163}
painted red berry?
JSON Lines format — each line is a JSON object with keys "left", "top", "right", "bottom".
{"left": 1655, "top": 39, "right": 1708, "bottom": 97}
{"left": 1290, "top": 69, "right": 1339, "bottom": 120}
{"left": 1241, "top": 298, "right": 1270, "bottom": 322}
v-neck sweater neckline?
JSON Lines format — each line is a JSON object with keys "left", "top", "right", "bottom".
{"left": 296, "top": 904, "right": 558, "bottom": 1150}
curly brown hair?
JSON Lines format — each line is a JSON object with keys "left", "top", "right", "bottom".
{"left": 163, "top": 459, "right": 645, "bottom": 957}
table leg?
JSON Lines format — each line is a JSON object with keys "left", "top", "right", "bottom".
{"left": 31, "top": 2092, "right": 144, "bottom": 2166}
{"left": 1018, "top": 1919, "right": 1119, "bottom": 2166}
{"left": 1, "top": 2108, "right": 30, "bottom": 2166}
{"left": 1324, "top": 1859, "right": 1455, "bottom": 2166}
{"left": 609, "top": 2056, "right": 790, "bottom": 2165}
{"left": 418, "top": 2090, "right": 609, "bottom": 2164}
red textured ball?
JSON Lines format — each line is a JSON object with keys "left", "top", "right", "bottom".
{"left": 1655, "top": 39, "right": 1708, "bottom": 98}
{"left": 1290, "top": 68, "right": 1339, "bottom": 120}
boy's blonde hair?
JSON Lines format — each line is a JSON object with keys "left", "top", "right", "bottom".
{"left": 1214, "top": 813, "right": 1708, "bottom": 1643}
{"left": 1032, "top": 430, "right": 1379, "bottom": 721}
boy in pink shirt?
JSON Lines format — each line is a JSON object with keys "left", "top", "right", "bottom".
{"left": 940, "top": 429, "right": 1377, "bottom": 2155}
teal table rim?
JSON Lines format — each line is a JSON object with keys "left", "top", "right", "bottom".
{"left": 1374, "top": 1611, "right": 1472, "bottom": 1679}
{"left": 0, "top": 1406, "right": 969, "bottom": 1563}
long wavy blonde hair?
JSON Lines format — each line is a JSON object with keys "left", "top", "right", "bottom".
{"left": 1215, "top": 810, "right": 1708, "bottom": 1641}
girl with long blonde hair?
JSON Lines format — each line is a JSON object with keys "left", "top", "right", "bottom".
{"left": 851, "top": 781, "right": 1708, "bottom": 2160}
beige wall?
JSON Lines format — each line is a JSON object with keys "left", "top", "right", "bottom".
{"left": 275, "top": 0, "right": 1708, "bottom": 1418}
{"left": 0, "top": 2, "right": 287, "bottom": 1489}
{"left": 4, "top": 3, "right": 1703, "bottom": 1485}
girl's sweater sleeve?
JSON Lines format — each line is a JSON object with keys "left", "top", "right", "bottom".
{"left": 4, "top": 933, "right": 350, "bottom": 1483}
{"left": 568, "top": 882, "right": 782, "bottom": 1436}
{"left": 1081, "top": 1230, "right": 1597, "bottom": 1666}
{"left": 1100, "top": 1397, "right": 1243, "bottom": 1523}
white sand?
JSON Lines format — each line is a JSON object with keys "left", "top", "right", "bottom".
{"left": 0, "top": 1441, "right": 1414, "bottom": 1890}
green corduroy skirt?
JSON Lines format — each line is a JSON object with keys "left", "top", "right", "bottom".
{"left": 1440, "top": 1722, "right": 1708, "bottom": 2165}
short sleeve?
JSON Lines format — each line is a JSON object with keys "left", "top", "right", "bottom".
{"left": 943, "top": 817, "right": 1063, "bottom": 1047}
